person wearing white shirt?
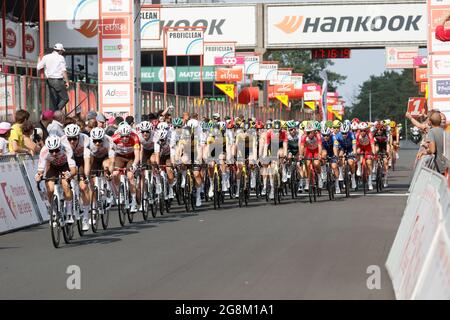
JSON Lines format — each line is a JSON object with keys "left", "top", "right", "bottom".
{"left": 47, "top": 111, "right": 65, "bottom": 137}
{"left": 37, "top": 43, "right": 70, "bottom": 111}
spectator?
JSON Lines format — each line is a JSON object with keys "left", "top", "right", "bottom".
{"left": 426, "top": 112, "right": 446, "bottom": 174}
{"left": 125, "top": 115, "right": 134, "bottom": 127}
{"left": 8, "top": 109, "right": 30, "bottom": 154}
{"left": 36, "top": 43, "right": 70, "bottom": 111}
{"left": 47, "top": 110, "right": 65, "bottom": 137}
{"left": 0, "top": 122, "right": 11, "bottom": 156}
{"left": 87, "top": 111, "right": 97, "bottom": 122}
{"left": 86, "top": 119, "right": 98, "bottom": 134}
{"left": 77, "top": 118, "right": 88, "bottom": 135}
{"left": 148, "top": 113, "right": 157, "bottom": 121}
{"left": 105, "top": 117, "right": 119, "bottom": 137}
{"left": 38, "top": 110, "right": 54, "bottom": 141}
{"left": 141, "top": 114, "right": 149, "bottom": 121}
{"left": 182, "top": 112, "right": 189, "bottom": 124}
{"left": 22, "top": 121, "right": 41, "bottom": 156}
{"left": 96, "top": 113, "right": 106, "bottom": 128}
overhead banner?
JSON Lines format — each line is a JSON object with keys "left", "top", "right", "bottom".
{"left": 386, "top": 47, "right": 418, "bottom": 69}
{"left": 166, "top": 28, "right": 204, "bottom": 56}
{"left": 141, "top": 66, "right": 216, "bottom": 83}
{"left": 98, "top": 0, "right": 134, "bottom": 118}
{"left": 5, "top": 20, "right": 22, "bottom": 58}
{"left": 45, "top": 0, "right": 99, "bottom": 21}
{"left": 140, "top": 6, "right": 160, "bottom": 40}
{"left": 266, "top": 3, "right": 427, "bottom": 48}
{"left": 215, "top": 83, "right": 235, "bottom": 100}
{"left": 253, "top": 63, "right": 278, "bottom": 81}
{"left": 203, "top": 42, "right": 236, "bottom": 66}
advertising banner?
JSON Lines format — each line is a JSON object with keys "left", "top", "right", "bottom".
{"left": 304, "top": 91, "right": 321, "bottom": 101}
{"left": 253, "top": 63, "right": 278, "bottom": 81}
{"left": 214, "top": 56, "right": 245, "bottom": 66}
{"left": 45, "top": 0, "right": 99, "bottom": 21}
{"left": 166, "top": 29, "right": 204, "bottom": 56}
{"left": 415, "top": 68, "right": 428, "bottom": 83}
{"left": 407, "top": 97, "right": 427, "bottom": 116}
{"left": 215, "top": 68, "right": 243, "bottom": 82}
{"left": 0, "top": 161, "right": 40, "bottom": 233}
{"left": 430, "top": 54, "right": 450, "bottom": 76}
{"left": 22, "top": 158, "right": 50, "bottom": 222}
{"left": 141, "top": 66, "right": 216, "bottom": 83}
{"left": 386, "top": 47, "right": 418, "bottom": 69}
{"left": 140, "top": 7, "right": 160, "bottom": 40}
{"left": 0, "top": 75, "right": 16, "bottom": 119}
{"left": 203, "top": 42, "right": 236, "bottom": 67}
{"left": 215, "top": 83, "right": 235, "bottom": 100}
{"left": 291, "top": 74, "right": 303, "bottom": 89}
{"left": 266, "top": 3, "right": 427, "bottom": 48}
{"left": 5, "top": 20, "right": 22, "bottom": 58}
{"left": 244, "top": 55, "right": 260, "bottom": 75}
{"left": 413, "top": 56, "right": 428, "bottom": 68}
{"left": 270, "top": 69, "right": 292, "bottom": 85}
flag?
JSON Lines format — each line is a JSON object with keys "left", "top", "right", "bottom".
{"left": 275, "top": 95, "right": 289, "bottom": 107}
{"left": 305, "top": 101, "right": 316, "bottom": 110}
{"left": 215, "top": 83, "right": 235, "bottom": 100}
{"left": 319, "top": 70, "right": 328, "bottom": 121}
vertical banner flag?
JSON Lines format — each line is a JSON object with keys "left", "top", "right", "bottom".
{"left": 215, "top": 83, "right": 235, "bottom": 100}
{"left": 319, "top": 70, "right": 328, "bottom": 121}
{"left": 98, "top": 0, "right": 134, "bottom": 118}
{"left": 203, "top": 42, "right": 235, "bottom": 66}
{"left": 140, "top": 6, "right": 160, "bottom": 40}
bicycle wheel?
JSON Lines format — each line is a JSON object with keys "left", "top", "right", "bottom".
{"left": 141, "top": 180, "right": 149, "bottom": 221}
{"left": 91, "top": 187, "right": 100, "bottom": 233}
{"left": 118, "top": 183, "right": 127, "bottom": 227}
{"left": 308, "top": 171, "right": 313, "bottom": 204}
{"left": 77, "top": 217, "right": 84, "bottom": 237}
{"left": 344, "top": 164, "right": 351, "bottom": 198}
{"left": 50, "top": 196, "right": 61, "bottom": 248}
{"left": 327, "top": 169, "right": 333, "bottom": 201}
{"left": 184, "top": 176, "right": 191, "bottom": 213}
{"left": 376, "top": 164, "right": 382, "bottom": 193}
{"left": 127, "top": 187, "right": 134, "bottom": 224}
{"left": 62, "top": 201, "right": 73, "bottom": 244}
{"left": 229, "top": 168, "right": 236, "bottom": 199}
{"left": 165, "top": 179, "right": 171, "bottom": 213}
{"left": 213, "top": 173, "right": 219, "bottom": 210}
{"left": 362, "top": 165, "right": 368, "bottom": 196}
{"left": 273, "top": 173, "right": 278, "bottom": 205}
{"left": 149, "top": 179, "right": 157, "bottom": 218}
{"left": 245, "top": 173, "right": 250, "bottom": 206}
{"left": 313, "top": 173, "right": 318, "bottom": 202}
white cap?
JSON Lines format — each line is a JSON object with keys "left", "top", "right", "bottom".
{"left": 53, "top": 43, "right": 65, "bottom": 51}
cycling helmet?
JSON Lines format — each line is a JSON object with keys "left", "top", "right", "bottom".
{"left": 217, "top": 121, "right": 226, "bottom": 132}
{"left": 351, "top": 118, "right": 360, "bottom": 124}
{"left": 157, "top": 129, "right": 168, "bottom": 140}
{"left": 249, "top": 120, "right": 256, "bottom": 129}
{"left": 273, "top": 120, "right": 281, "bottom": 130}
{"left": 280, "top": 120, "right": 287, "bottom": 130}
{"left": 344, "top": 119, "right": 351, "bottom": 127}
{"left": 358, "top": 122, "right": 369, "bottom": 131}
{"left": 266, "top": 120, "right": 273, "bottom": 129}
{"left": 64, "top": 124, "right": 80, "bottom": 137}
{"left": 139, "top": 121, "right": 152, "bottom": 132}
{"left": 332, "top": 120, "right": 342, "bottom": 128}
{"left": 325, "top": 120, "right": 333, "bottom": 128}
{"left": 90, "top": 127, "right": 105, "bottom": 140}
{"left": 375, "top": 122, "right": 385, "bottom": 131}
{"left": 304, "top": 122, "right": 315, "bottom": 133}
{"left": 383, "top": 119, "right": 391, "bottom": 126}
{"left": 243, "top": 121, "right": 251, "bottom": 131}
{"left": 187, "top": 119, "right": 199, "bottom": 130}
{"left": 118, "top": 123, "right": 132, "bottom": 136}
{"left": 390, "top": 121, "right": 396, "bottom": 128}
{"left": 321, "top": 127, "right": 331, "bottom": 136}
{"left": 351, "top": 122, "right": 359, "bottom": 131}
{"left": 341, "top": 123, "right": 351, "bottom": 134}
{"left": 287, "top": 120, "right": 296, "bottom": 129}
{"left": 255, "top": 120, "right": 264, "bottom": 129}
{"left": 313, "top": 121, "right": 322, "bottom": 131}
{"left": 172, "top": 117, "right": 183, "bottom": 128}
{"left": 226, "top": 119, "right": 235, "bottom": 129}
{"left": 45, "top": 135, "right": 61, "bottom": 150}
{"left": 157, "top": 122, "right": 169, "bottom": 131}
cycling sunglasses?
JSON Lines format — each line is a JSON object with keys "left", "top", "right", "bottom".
{"left": 68, "top": 137, "right": 78, "bottom": 141}
{"left": 50, "top": 148, "right": 60, "bottom": 154}
{"left": 93, "top": 139, "right": 103, "bottom": 144}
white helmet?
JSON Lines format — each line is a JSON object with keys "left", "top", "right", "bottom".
{"left": 117, "top": 123, "right": 132, "bottom": 137}
{"left": 187, "top": 119, "right": 199, "bottom": 129}
{"left": 139, "top": 121, "right": 152, "bottom": 132}
{"left": 157, "top": 129, "right": 168, "bottom": 140}
{"left": 341, "top": 123, "right": 351, "bottom": 133}
{"left": 157, "top": 122, "right": 169, "bottom": 131}
{"left": 45, "top": 135, "right": 61, "bottom": 150}
{"left": 358, "top": 122, "right": 369, "bottom": 131}
{"left": 64, "top": 124, "right": 80, "bottom": 138}
{"left": 351, "top": 122, "right": 359, "bottom": 131}
{"left": 90, "top": 127, "right": 105, "bottom": 140}
{"left": 321, "top": 126, "right": 331, "bottom": 136}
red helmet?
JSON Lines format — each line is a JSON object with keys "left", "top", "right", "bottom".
{"left": 255, "top": 120, "right": 264, "bottom": 129}
{"left": 226, "top": 119, "right": 235, "bottom": 129}
{"left": 351, "top": 118, "right": 360, "bottom": 123}
{"left": 375, "top": 122, "right": 385, "bottom": 130}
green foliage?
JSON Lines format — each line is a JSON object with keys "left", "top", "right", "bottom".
{"left": 349, "top": 69, "right": 419, "bottom": 123}
{"left": 266, "top": 50, "right": 346, "bottom": 91}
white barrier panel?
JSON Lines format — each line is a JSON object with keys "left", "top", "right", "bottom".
{"left": 22, "top": 158, "right": 50, "bottom": 222}
{"left": 0, "top": 160, "right": 40, "bottom": 233}
{"left": 386, "top": 166, "right": 450, "bottom": 299}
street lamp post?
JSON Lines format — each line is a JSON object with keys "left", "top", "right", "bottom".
{"left": 369, "top": 89, "right": 372, "bottom": 123}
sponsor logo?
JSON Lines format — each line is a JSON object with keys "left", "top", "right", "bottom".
{"left": 101, "top": 18, "right": 129, "bottom": 36}
{"left": 216, "top": 68, "right": 243, "bottom": 81}
{"left": 105, "top": 89, "right": 128, "bottom": 97}
{"left": 275, "top": 14, "right": 422, "bottom": 34}
{"left": 436, "top": 80, "right": 450, "bottom": 95}
{"left": 214, "top": 57, "right": 245, "bottom": 66}
{"left": 5, "top": 28, "right": 16, "bottom": 48}
{"left": 25, "top": 34, "right": 35, "bottom": 53}
{"left": 0, "top": 182, "right": 19, "bottom": 219}
{"left": 104, "top": 44, "right": 127, "bottom": 51}
{"left": 75, "top": 20, "right": 98, "bottom": 38}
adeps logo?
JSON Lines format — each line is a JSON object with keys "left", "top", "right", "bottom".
{"left": 275, "top": 14, "right": 423, "bottom": 34}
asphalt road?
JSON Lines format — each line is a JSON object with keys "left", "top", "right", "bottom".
{"left": 0, "top": 141, "right": 419, "bottom": 300}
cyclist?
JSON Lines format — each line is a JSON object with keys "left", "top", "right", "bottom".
{"left": 331, "top": 120, "right": 342, "bottom": 135}
{"left": 389, "top": 121, "right": 400, "bottom": 162}
{"left": 333, "top": 122, "right": 357, "bottom": 190}
{"left": 186, "top": 119, "right": 205, "bottom": 207}
{"left": 88, "top": 127, "right": 115, "bottom": 206}
{"left": 286, "top": 120, "right": 303, "bottom": 191}
{"left": 137, "top": 121, "right": 155, "bottom": 167}
{"left": 35, "top": 136, "right": 78, "bottom": 227}
{"left": 299, "top": 122, "right": 323, "bottom": 190}
{"left": 205, "top": 121, "right": 225, "bottom": 198}
{"left": 64, "top": 124, "right": 91, "bottom": 230}
{"left": 373, "top": 122, "right": 390, "bottom": 188}
{"left": 111, "top": 122, "right": 141, "bottom": 213}
{"left": 320, "top": 126, "right": 340, "bottom": 193}
{"left": 355, "top": 122, "right": 376, "bottom": 190}
{"left": 259, "top": 120, "right": 273, "bottom": 197}
{"left": 153, "top": 124, "right": 175, "bottom": 201}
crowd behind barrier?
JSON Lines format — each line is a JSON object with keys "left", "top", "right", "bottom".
{"left": 386, "top": 155, "right": 450, "bottom": 300}
{"left": 1, "top": 72, "right": 313, "bottom": 123}
{"left": 0, "top": 154, "right": 48, "bottom": 234}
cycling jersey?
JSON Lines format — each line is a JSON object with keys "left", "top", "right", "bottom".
{"left": 321, "top": 136, "right": 334, "bottom": 155}
{"left": 138, "top": 131, "right": 155, "bottom": 151}
{"left": 373, "top": 130, "right": 389, "bottom": 145}
{"left": 38, "top": 142, "right": 76, "bottom": 172}
{"left": 65, "top": 133, "right": 90, "bottom": 159}
{"left": 356, "top": 132, "right": 374, "bottom": 149}
{"left": 112, "top": 132, "right": 140, "bottom": 157}
{"left": 300, "top": 133, "right": 322, "bottom": 151}
{"left": 333, "top": 132, "right": 356, "bottom": 153}
{"left": 88, "top": 136, "right": 114, "bottom": 159}
{"left": 287, "top": 132, "right": 300, "bottom": 156}
{"left": 154, "top": 133, "right": 172, "bottom": 156}
{"left": 266, "top": 129, "right": 288, "bottom": 148}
